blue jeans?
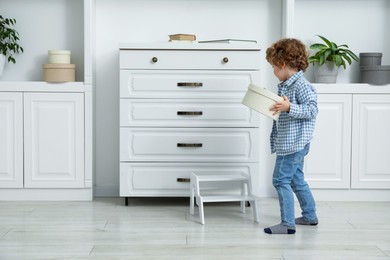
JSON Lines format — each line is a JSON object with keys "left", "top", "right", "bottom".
{"left": 272, "top": 143, "right": 317, "bottom": 227}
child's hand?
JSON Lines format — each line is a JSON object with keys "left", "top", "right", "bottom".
{"left": 270, "top": 96, "right": 290, "bottom": 115}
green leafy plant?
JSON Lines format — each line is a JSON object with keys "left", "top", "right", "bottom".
{"left": 0, "top": 15, "right": 24, "bottom": 63}
{"left": 309, "top": 35, "right": 359, "bottom": 69}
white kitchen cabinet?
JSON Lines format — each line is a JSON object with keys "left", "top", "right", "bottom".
{"left": 305, "top": 94, "right": 352, "bottom": 189}
{"left": 351, "top": 95, "right": 390, "bottom": 189}
{"left": 0, "top": 84, "right": 91, "bottom": 200}
{"left": 305, "top": 87, "right": 390, "bottom": 192}
{"left": 119, "top": 43, "right": 261, "bottom": 202}
{"left": 0, "top": 0, "right": 93, "bottom": 200}
{"left": 24, "top": 93, "right": 84, "bottom": 188}
{"left": 0, "top": 93, "right": 23, "bottom": 188}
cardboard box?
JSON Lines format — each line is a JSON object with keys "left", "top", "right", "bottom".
{"left": 43, "top": 64, "right": 75, "bottom": 82}
{"left": 241, "top": 84, "right": 283, "bottom": 120}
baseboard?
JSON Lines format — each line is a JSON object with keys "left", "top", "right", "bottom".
{"left": 0, "top": 188, "right": 93, "bottom": 201}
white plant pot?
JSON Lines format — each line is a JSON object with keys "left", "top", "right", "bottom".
{"left": 0, "top": 54, "right": 5, "bottom": 77}
{"left": 314, "top": 61, "right": 339, "bottom": 83}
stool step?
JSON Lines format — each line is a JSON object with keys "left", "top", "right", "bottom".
{"left": 201, "top": 195, "right": 256, "bottom": 203}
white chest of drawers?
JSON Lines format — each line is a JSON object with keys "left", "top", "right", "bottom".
{"left": 119, "top": 43, "right": 261, "bottom": 203}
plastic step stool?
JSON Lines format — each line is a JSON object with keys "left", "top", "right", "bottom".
{"left": 190, "top": 172, "right": 259, "bottom": 225}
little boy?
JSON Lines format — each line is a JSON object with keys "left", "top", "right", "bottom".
{"left": 264, "top": 38, "right": 319, "bottom": 234}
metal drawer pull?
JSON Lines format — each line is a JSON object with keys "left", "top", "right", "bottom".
{"left": 177, "top": 111, "right": 203, "bottom": 116}
{"left": 177, "top": 82, "right": 203, "bottom": 87}
{"left": 222, "top": 57, "right": 229, "bottom": 63}
{"left": 151, "top": 57, "right": 158, "bottom": 63}
{"left": 177, "top": 143, "right": 203, "bottom": 147}
{"left": 177, "top": 178, "right": 190, "bottom": 183}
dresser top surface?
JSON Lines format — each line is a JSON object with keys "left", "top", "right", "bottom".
{"left": 119, "top": 42, "right": 261, "bottom": 51}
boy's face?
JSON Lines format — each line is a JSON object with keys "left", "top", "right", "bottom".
{"left": 272, "top": 64, "right": 297, "bottom": 82}
{"left": 272, "top": 65, "right": 288, "bottom": 81}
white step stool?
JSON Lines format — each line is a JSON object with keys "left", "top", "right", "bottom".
{"left": 190, "top": 172, "right": 259, "bottom": 225}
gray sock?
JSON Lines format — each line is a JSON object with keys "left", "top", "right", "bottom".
{"left": 295, "top": 217, "right": 318, "bottom": 226}
{"left": 264, "top": 223, "right": 296, "bottom": 234}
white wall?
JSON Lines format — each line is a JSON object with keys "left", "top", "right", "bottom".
{"left": 2, "top": 0, "right": 390, "bottom": 198}
{"left": 294, "top": 0, "right": 390, "bottom": 83}
{"left": 0, "top": 0, "right": 84, "bottom": 81}
{"left": 94, "top": 0, "right": 282, "bottom": 196}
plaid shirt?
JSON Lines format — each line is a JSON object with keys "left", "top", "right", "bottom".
{"left": 270, "top": 71, "right": 318, "bottom": 155}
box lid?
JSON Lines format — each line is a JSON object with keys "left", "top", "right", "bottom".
{"left": 48, "top": 50, "right": 71, "bottom": 55}
{"left": 359, "top": 52, "right": 382, "bottom": 58}
{"left": 43, "top": 63, "right": 75, "bottom": 69}
{"left": 248, "top": 84, "right": 283, "bottom": 101}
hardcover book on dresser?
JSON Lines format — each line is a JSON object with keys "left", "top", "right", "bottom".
{"left": 118, "top": 43, "right": 261, "bottom": 205}
{"left": 169, "top": 33, "right": 196, "bottom": 41}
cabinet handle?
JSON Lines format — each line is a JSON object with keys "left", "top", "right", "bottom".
{"left": 177, "top": 82, "right": 203, "bottom": 87}
{"left": 222, "top": 57, "right": 229, "bottom": 63}
{"left": 152, "top": 57, "right": 158, "bottom": 63}
{"left": 177, "top": 111, "right": 203, "bottom": 116}
{"left": 177, "top": 143, "right": 203, "bottom": 147}
{"left": 177, "top": 178, "right": 190, "bottom": 183}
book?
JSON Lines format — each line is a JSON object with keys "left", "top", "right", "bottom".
{"left": 198, "top": 39, "right": 257, "bottom": 44}
{"left": 169, "top": 34, "right": 196, "bottom": 41}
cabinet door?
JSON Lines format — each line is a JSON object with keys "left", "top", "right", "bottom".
{"left": 24, "top": 93, "right": 84, "bottom": 188}
{"left": 0, "top": 93, "right": 23, "bottom": 188}
{"left": 305, "top": 94, "right": 352, "bottom": 189}
{"left": 351, "top": 94, "right": 390, "bottom": 189}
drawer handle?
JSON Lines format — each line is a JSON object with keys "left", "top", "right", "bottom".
{"left": 177, "top": 143, "right": 203, "bottom": 147}
{"left": 177, "top": 82, "right": 203, "bottom": 87}
{"left": 177, "top": 111, "right": 203, "bottom": 116}
{"left": 152, "top": 57, "right": 158, "bottom": 63}
{"left": 177, "top": 178, "right": 190, "bottom": 183}
{"left": 222, "top": 57, "right": 229, "bottom": 63}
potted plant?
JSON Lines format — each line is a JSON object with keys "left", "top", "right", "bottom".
{"left": 0, "top": 15, "right": 24, "bottom": 76}
{"left": 309, "top": 35, "right": 359, "bottom": 83}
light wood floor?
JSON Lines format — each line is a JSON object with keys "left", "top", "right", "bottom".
{"left": 0, "top": 197, "right": 389, "bottom": 260}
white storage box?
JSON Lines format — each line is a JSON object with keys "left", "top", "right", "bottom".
{"left": 48, "top": 50, "right": 71, "bottom": 64}
{"left": 242, "top": 84, "right": 283, "bottom": 120}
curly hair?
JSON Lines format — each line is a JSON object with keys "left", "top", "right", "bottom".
{"left": 266, "top": 38, "right": 309, "bottom": 72}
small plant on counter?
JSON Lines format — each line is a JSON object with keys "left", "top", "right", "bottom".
{"left": 309, "top": 35, "right": 359, "bottom": 69}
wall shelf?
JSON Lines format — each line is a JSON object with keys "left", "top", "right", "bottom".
{"left": 0, "top": 81, "right": 88, "bottom": 92}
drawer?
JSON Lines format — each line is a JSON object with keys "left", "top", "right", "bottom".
{"left": 120, "top": 98, "right": 259, "bottom": 127}
{"left": 120, "top": 128, "right": 259, "bottom": 162}
{"left": 119, "top": 70, "right": 260, "bottom": 98}
{"left": 120, "top": 162, "right": 259, "bottom": 197}
{"left": 119, "top": 50, "right": 260, "bottom": 70}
